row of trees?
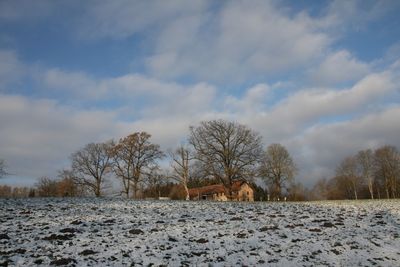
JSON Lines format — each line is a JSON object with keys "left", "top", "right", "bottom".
{"left": 4, "top": 119, "right": 396, "bottom": 201}
{"left": 0, "top": 175, "right": 85, "bottom": 198}
{"left": 61, "top": 120, "right": 297, "bottom": 200}
{"left": 312, "top": 145, "right": 400, "bottom": 200}
{"left": 67, "top": 132, "right": 165, "bottom": 198}
{"left": 0, "top": 185, "right": 34, "bottom": 198}
{"left": 35, "top": 175, "right": 86, "bottom": 197}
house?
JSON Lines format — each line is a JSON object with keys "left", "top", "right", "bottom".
{"left": 188, "top": 181, "right": 254, "bottom": 202}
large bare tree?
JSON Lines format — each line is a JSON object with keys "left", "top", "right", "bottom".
{"left": 189, "top": 120, "right": 263, "bottom": 199}
{"left": 71, "top": 142, "right": 113, "bottom": 197}
{"left": 259, "top": 143, "right": 297, "bottom": 200}
{"left": 356, "top": 149, "right": 375, "bottom": 199}
{"left": 374, "top": 145, "right": 400, "bottom": 199}
{"left": 111, "top": 132, "right": 164, "bottom": 199}
{"left": 169, "top": 145, "right": 193, "bottom": 200}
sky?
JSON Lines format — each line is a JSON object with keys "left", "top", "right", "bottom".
{"left": 0, "top": 0, "right": 400, "bottom": 187}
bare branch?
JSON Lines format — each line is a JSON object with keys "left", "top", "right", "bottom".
{"left": 70, "top": 141, "right": 113, "bottom": 197}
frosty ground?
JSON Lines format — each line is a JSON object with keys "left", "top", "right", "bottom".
{"left": 0, "top": 198, "right": 399, "bottom": 266}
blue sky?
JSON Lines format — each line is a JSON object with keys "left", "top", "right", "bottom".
{"left": 1, "top": 0, "right": 400, "bottom": 187}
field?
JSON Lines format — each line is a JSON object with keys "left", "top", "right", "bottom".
{"left": 1, "top": 198, "right": 399, "bottom": 266}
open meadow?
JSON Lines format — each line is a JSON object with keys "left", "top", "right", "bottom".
{"left": 1, "top": 198, "right": 399, "bottom": 266}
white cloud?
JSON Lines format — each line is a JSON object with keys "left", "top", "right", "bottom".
{"left": 224, "top": 84, "right": 270, "bottom": 113}
{"left": 233, "top": 70, "right": 397, "bottom": 143}
{"left": 0, "top": 94, "right": 122, "bottom": 181}
{"left": 284, "top": 71, "right": 393, "bottom": 118}
{"left": 41, "top": 69, "right": 218, "bottom": 118}
{"left": 42, "top": 70, "right": 185, "bottom": 101}
{"left": 309, "top": 50, "right": 370, "bottom": 85}
{"left": 102, "top": 74, "right": 181, "bottom": 98}
{"left": 141, "top": 82, "right": 216, "bottom": 118}
{"left": 146, "top": 1, "right": 330, "bottom": 81}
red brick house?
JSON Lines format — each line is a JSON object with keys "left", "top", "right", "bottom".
{"left": 188, "top": 181, "right": 254, "bottom": 201}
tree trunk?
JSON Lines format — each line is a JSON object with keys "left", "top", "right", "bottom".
{"left": 391, "top": 182, "right": 396, "bottom": 199}
{"left": 124, "top": 180, "right": 130, "bottom": 199}
{"left": 183, "top": 184, "right": 190, "bottom": 200}
{"left": 274, "top": 182, "right": 281, "bottom": 201}
{"left": 368, "top": 181, "right": 374, "bottom": 200}
{"left": 95, "top": 186, "right": 101, "bottom": 197}
{"left": 391, "top": 177, "right": 397, "bottom": 198}
{"left": 226, "top": 184, "right": 233, "bottom": 201}
{"left": 132, "top": 181, "right": 138, "bottom": 199}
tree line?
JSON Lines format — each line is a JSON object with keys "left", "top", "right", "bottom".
{"left": 1, "top": 120, "right": 399, "bottom": 200}
{"left": 311, "top": 145, "right": 400, "bottom": 200}
{"left": 63, "top": 120, "right": 297, "bottom": 200}
{"left": 0, "top": 120, "right": 298, "bottom": 200}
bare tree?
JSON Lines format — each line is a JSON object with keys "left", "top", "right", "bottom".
{"left": 36, "top": 176, "right": 58, "bottom": 197}
{"left": 169, "top": 145, "right": 192, "bottom": 200}
{"left": 336, "top": 156, "right": 362, "bottom": 200}
{"left": 189, "top": 120, "right": 263, "bottom": 199}
{"left": 143, "top": 166, "right": 166, "bottom": 199}
{"left": 356, "top": 149, "right": 375, "bottom": 199}
{"left": 71, "top": 142, "right": 113, "bottom": 197}
{"left": 0, "top": 185, "right": 12, "bottom": 197}
{"left": 0, "top": 159, "right": 7, "bottom": 178}
{"left": 57, "top": 169, "right": 84, "bottom": 197}
{"left": 287, "top": 182, "right": 307, "bottom": 201}
{"left": 259, "top": 143, "right": 297, "bottom": 200}
{"left": 111, "top": 132, "right": 164, "bottom": 199}
{"left": 109, "top": 138, "right": 134, "bottom": 198}
{"left": 374, "top": 145, "right": 400, "bottom": 199}
{"left": 11, "top": 187, "right": 30, "bottom": 198}
{"left": 310, "top": 178, "right": 329, "bottom": 200}
{"left": 309, "top": 144, "right": 400, "bottom": 201}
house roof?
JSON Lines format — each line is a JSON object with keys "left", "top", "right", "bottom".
{"left": 188, "top": 181, "right": 249, "bottom": 197}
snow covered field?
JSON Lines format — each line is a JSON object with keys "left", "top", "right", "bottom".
{"left": 1, "top": 198, "right": 399, "bottom": 266}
